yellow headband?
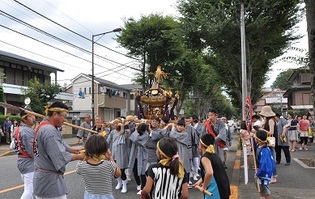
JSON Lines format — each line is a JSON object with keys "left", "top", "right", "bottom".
{"left": 255, "top": 135, "right": 267, "bottom": 143}
{"left": 45, "top": 105, "right": 68, "bottom": 115}
{"left": 21, "top": 114, "right": 29, "bottom": 119}
{"left": 200, "top": 140, "right": 215, "bottom": 154}
{"left": 157, "top": 141, "right": 184, "bottom": 179}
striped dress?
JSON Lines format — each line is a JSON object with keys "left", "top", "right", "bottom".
{"left": 76, "top": 160, "right": 116, "bottom": 197}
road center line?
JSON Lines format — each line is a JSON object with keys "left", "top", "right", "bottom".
{"left": 0, "top": 170, "right": 76, "bottom": 194}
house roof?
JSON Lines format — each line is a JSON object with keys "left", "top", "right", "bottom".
{"left": 288, "top": 67, "right": 310, "bottom": 81}
{"left": 120, "top": 83, "right": 143, "bottom": 90}
{"left": 283, "top": 85, "right": 311, "bottom": 97}
{"left": 0, "top": 50, "right": 63, "bottom": 72}
{"left": 70, "top": 73, "right": 141, "bottom": 92}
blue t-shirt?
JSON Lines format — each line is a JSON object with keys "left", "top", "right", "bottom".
{"left": 289, "top": 120, "right": 298, "bottom": 130}
{"left": 3, "top": 120, "right": 12, "bottom": 132}
{"left": 256, "top": 145, "right": 275, "bottom": 185}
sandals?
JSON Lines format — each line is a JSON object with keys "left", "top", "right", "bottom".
{"left": 270, "top": 178, "right": 277, "bottom": 184}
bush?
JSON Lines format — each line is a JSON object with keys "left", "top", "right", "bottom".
{"left": 0, "top": 115, "right": 22, "bottom": 127}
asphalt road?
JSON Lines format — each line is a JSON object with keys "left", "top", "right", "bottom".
{"left": 0, "top": 144, "right": 237, "bottom": 199}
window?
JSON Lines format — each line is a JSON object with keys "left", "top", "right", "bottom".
{"left": 84, "top": 87, "right": 87, "bottom": 94}
{"left": 300, "top": 73, "right": 311, "bottom": 84}
{"left": 302, "top": 93, "right": 310, "bottom": 105}
{"left": 89, "top": 87, "right": 91, "bottom": 94}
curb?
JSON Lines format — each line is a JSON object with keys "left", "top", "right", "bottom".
{"left": 230, "top": 150, "right": 241, "bottom": 199}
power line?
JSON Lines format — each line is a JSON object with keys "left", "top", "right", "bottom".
{"left": 12, "top": 0, "right": 141, "bottom": 61}
{"left": 0, "top": 24, "right": 134, "bottom": 78}
{"left": 0, "top": 11, "right": 141, "bottom": 73}
{"left": 0, "top": 39, "right": 83, "bottom": 71}
{"left": 0, "top": 10, "right": 134, "bottom": 70}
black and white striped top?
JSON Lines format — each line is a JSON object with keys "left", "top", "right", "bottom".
{"left": 76, "top": 160, "right": 116, "bottom": 195}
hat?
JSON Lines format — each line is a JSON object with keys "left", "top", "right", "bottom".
{"left": 126, "top": 115, "right": 134, "bottom": 121}
{"left": 259, "top": 106, "right": 276, "bottom": 117}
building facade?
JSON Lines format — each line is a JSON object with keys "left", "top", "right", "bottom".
{"left": 67, "top": 73, "right": 141, "bottom": 122}
{"left": 254, "top": 88, "right": 288, "bottom": 115}
{"left": 0, "top": 50, "right": 72, "bottom": 114}
{"left": 283, "top": 68, "right": 312, "bottom": 110}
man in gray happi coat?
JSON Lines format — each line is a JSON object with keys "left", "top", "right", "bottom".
{"left": 202, "top": 108, "right": 227, "bottom": 163}
{"left": 76, "top": 114, "right": 91, "bottom": 145}
{"left": 33, "top": 102, "right": 84, "bottom": 199}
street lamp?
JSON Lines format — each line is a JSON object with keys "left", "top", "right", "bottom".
{"left": 91, "top": 28, "right": 122, "bottom": 125}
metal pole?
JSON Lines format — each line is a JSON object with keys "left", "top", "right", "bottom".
{"left": 91, "top": 35, "right": 95, "bottom": 126}
{"left": 91, "top": 28, "right": 122, "bottom": 125}
{"left": 241, "top": 3, "right": 247, "bottom": 121}
{"left": 240, "top": 3, "right": 248, "bottom": 185}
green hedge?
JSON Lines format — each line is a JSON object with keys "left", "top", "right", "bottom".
{"left": 0, "top": 115, "right": 22, "bottom": 126}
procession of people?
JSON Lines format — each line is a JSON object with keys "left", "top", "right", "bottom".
{"left": 7, "top": 100, "right": 236, "bottom": 199}
{"left": 6, "top": 101, "right": 315, "bottom": 199}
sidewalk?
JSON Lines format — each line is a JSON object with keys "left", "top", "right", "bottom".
{"left": 237, "top": 140, "right": 315, "bottom": 198}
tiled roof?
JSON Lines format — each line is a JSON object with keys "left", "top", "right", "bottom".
{"left": 0, "top": 50, "right": 63, "bottom": 72}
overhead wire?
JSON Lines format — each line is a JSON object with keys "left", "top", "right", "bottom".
{"left": 0, "top": 24, "right": 134, "bottom": 79}
{"left": 0, "top": 0, "right": 144, "bottom": 84}
{"left": 0, "top": 39, "right": 83, "bottom": 71}
{"left": 0, "top": 10, "right": 140, "bottom": 73}
{"left": 1, "top": 0, "right": 87, "bottom": 50}
{"left": 12, "top": 0, "right": 141, "bottom": 61}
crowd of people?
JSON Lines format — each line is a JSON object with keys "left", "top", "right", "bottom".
{"left": 9, "top": 102, "right": 234, "bottom": 199}
{"left": 8, "top": 101, "right": 315, "bottom": 199}
{"left": 239, "top": 105, "right": 315, "bottom": 199}
{"left": 75, "top": 108, "right": 232, "bottom": 199}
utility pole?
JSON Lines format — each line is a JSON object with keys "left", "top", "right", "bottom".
{"left": 241, "top": 3, "right": 247, "bottom": 121}
{"left": 240, "top": 2, "right": 248, "bottom": 185}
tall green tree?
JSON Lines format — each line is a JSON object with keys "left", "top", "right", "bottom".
{"left": 272, "top": 69, "right": 294, "bottom": 90}
{"left": 117, "top": 14, "right": 205, "bottom": 112}
{"left": 21, "top": 77, "right": 62, "bottom": 114}
{"left": 183, "top": 53, "right": 235, "bottom": 116}
{"left": 305, "top": 0, "right": 315, "bottom": 111}
{"left": 117, "top": 14, "right": 183, "bottom": 89}
{"left": 177, "top": 0, "right": 303, "bottom": 108}
{"left": 117, "top": 14, "right": 233, "bottom": 114}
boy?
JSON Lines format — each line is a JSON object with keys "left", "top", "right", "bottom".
{"left": 195, "top": 134, "right": 230, "bottom": 199}
{"left": 255, "top": 130, "right": 275, "bottom": 199}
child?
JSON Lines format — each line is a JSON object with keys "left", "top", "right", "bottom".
{"left": 255, "top": 130, "right": 275, "bottom": 199}
{"left": 169, "top": 119, "right": 192, "bottom": 186}
{"left": 128, "top": 123, "right": 149, "bottom": 194}
{"left": 76, "top": 135, "right": 121, "bottom": 199}
{"left": 240, "top": 121, "right": 252, "bottom": 169}
{"left": 141, "top": 137, "right": 189, "bottom": 199}
{"left": 195, "top": 134, "right": 230, "bottom": 199}
{"left": 107, "top": 122, "right": 129, "bottom": 193}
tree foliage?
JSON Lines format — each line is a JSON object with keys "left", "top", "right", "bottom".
{"left": 177, "top": 0, "right": 303, "bottom": 109}
{"left": 272, "top": 69, "right": 294, "bottom": 90}
{"left": 21, "top": 77, "right": 62, "bottom": 114}
{"left": 117, "top": 14, "right": 183, "bottom": 88}
{"left": 117, "top": 14, "right": 204, "bottom": 111}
